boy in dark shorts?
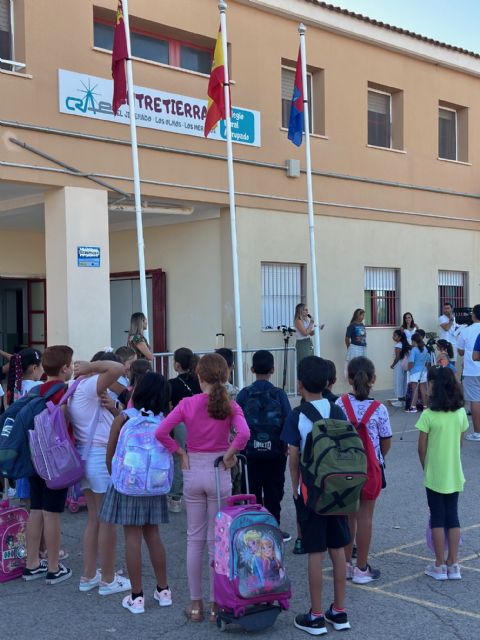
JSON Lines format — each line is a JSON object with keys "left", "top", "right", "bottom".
{"left": 282, "top": 356, "right": 351, "bottom": 635}
{"left": 23, "top": 346, "right": 74, "bottom": 585}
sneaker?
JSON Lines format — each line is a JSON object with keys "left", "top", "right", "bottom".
{"left": 405, "top": 408, "right": 417, "bottom": 413}
{"left": 294, "top": 612, "right": 327, "bottom": 636}
{"left": 391, "top": 400, "right": 403, "bottom": 408}
{"left": 167, "top": 496, "right": 182, "bottom": 513}
{"left": 352, "top": 544, "right": 357, "bottom": 559}
{"left": 154, "top": 587, "right": 173, "bottom": 607}
{"left": 346, "top": 562, "right": 354, "bottom": 580}
{"left": 79, "top": 570, "right": 101, "bottom": 592}
{"left": 325, "top": 604, "right": 351, "bottom": 631}
{"left": 447, "top": 564, "right": 462, "bottom": 580}
{"left": 22, "top": 560, "right": 48, "bottom": 581}
{"left": 465, "top": 432, "right": 480, "bottom": 442}
{"left": 293, "top": 538, "right": 306, "bottom": 555}
{"left": 352, "top": 564, "right": 381, "bottom": 584}
{"left": 7, "top": 487, "right": 16, "bottom": 498}
{"left": 424, "top": 564, "right": 448, "bottom": 580}
{"left": 45, "top": 563, "right": 72, "bottom": 585}
{"left": 99, "top": 574, "right": 132, "bottom": 596}
{"left": 122, "top": 594, "right": 145, "bottom": 614}
{"left": 282, "top": 531, "right": 292, "bottom": 542}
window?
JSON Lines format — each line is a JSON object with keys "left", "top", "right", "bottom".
{"left": 438, "top": 103, "right": 468, "bottom": 162}
{"left": 364, "top": 268, "right": 399, "bottom": 327}
{"left": 261, "top": 263, "right": 305, "bottom": 330}
{"left": 93, "top": 19, "right": 212, "bottom": 74}
{"left": 0, "top": 0, "right": 12, "bottom": 67}
{"left": 438, "top": 271, "right": 467, "bottom": 313}
{"left": 368, "top": 90, "right": 391, "bottom": 148}
{"left": 281, "top": 66, "right": 313, "bottom": 133}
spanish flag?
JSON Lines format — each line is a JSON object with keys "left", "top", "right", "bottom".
{"left": 112, "top": 0, "right": 128, "bottom": 116}
{"left": 204, "top": 26, "right": 229, "bottom": 137}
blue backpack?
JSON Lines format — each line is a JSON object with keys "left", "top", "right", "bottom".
{"left": 0, "top": 383, "right": 65, "bottom": 479}
{"left": 242, "top": 386, "right": 285, "bottom": 459}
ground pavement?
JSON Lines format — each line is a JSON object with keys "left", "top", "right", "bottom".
{"left": 2, "top": 392, "right": 479, "bottom": 640}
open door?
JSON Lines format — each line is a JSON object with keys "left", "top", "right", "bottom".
{"left": 27, "top": 279, "right": 47, "bottom": 350}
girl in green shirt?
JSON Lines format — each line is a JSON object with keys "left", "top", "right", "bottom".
{"left": 416, "top": 366, "right": 468, "bottom": 581}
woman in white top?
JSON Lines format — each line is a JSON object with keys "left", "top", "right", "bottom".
{"left": 401, "top": 312, "right": 419, "bottom": 345}
{"left": 294, "top": 304, "right": 317, "bottom": 364}
{"left": 69, "top": 353, "right": 130, "bottom": 596}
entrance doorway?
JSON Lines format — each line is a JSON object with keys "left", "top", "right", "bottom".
{"left": 0, "top": 278, "right": 46, "bottom": 353}
{"left": 110, "top": 269, "right": 166, "bottom": 353}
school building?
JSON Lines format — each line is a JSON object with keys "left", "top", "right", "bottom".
{"left": 1, "top": 0, "right": 479, "bottom": 390}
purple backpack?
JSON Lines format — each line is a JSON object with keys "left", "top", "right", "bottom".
{"left": 29, "top": 378, "right": 86, "bottom": 490}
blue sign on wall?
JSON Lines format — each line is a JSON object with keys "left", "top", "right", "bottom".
{"left": 220, "top": 108, "right": 257, "bottom": 145}
{"left": 77, "top": 246, "right": 100, "bottom": 268}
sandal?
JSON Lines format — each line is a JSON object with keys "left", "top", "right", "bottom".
{"left": 209, "top": 602, "right": 218, "bottom": 623}
{"left": 184, "top": 605, "right": 204, "bottom": 623}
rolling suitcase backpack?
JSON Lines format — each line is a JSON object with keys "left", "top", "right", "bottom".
{"left": 213, "top": 454, "right": 291, "bottom": 632}
{"left": 0, "top": 480, "right": 28, "bottom": 582}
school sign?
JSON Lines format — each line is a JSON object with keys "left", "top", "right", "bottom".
{"left": 58, "top": 69, "right": 261, "bottom": 147}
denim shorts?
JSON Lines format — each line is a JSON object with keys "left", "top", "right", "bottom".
{"left": 78, "top": 446, "right": 111, "bottom": 494}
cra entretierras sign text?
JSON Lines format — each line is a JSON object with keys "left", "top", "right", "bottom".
{"left": 58, "top": 69, "right": 261, "bottom": 147}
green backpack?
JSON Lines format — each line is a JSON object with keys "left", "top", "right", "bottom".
{"left": 299, "top": 403, "right": 368, "bottom": 515}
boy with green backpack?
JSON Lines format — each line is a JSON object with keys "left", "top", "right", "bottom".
{"left": 282, "top": 356, "right": 366, "bottom": 635}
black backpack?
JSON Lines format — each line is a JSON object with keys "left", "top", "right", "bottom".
{"left": 242, "top": 386, "right": 284, "bottom": 458}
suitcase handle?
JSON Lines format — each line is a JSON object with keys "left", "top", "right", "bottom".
{"left": 226, "top": 494, "right": 257, "bottom": 506}
{"left": 214, "top": 454, "right": 249, "bottom": 511}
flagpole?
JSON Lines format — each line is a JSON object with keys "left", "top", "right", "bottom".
{"left": 299, "top": 23, "right": 321, "bottom": 356}
{"left": 218, "top": 1, "right": 244, "bottom": 388}
{"left": 121, "top": 0, "right": 150, "bottom": 344}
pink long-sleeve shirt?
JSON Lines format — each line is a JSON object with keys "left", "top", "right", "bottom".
{"left": 155, "top": 393, "right": 250, "bottom": 453}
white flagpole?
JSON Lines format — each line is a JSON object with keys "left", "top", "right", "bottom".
{"left": 121, "top": 0, "right": 150, "bottom": 344}
{"left": 299, "top": 23, "right": 321, "bottom": 356}
{"left": 219, "top": 1, "right": 244, "bottom": 388}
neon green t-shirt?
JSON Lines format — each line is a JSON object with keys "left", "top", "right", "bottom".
{"left": 416, "top": 408, "right": 469, "bottom": 494}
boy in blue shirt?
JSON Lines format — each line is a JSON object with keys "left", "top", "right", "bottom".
{"left": 282, "top": 356, "right": 351, "bottom": 635}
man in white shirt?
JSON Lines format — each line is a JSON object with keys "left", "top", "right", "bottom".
{"left": 438, "top": 302, "right": 460, "bottom": 362}
{"left": 457, "top": 304, "right": 480, "bottom": 441}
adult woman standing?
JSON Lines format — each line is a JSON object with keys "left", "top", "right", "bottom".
{"left": 127, "top": 312, "right": 154, "bottom": 361}
{"left": 294, "top": 303, "right": 315, "bottom": 364}
{"left": 345, "top": 309, "right": 367, "bottom": 363}
{"left": 401, "top": 312, "right": 418, "bottom": 345}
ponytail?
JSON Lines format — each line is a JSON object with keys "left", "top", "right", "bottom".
{"left": 197, "top": 353, "right": 232, "bottom": 420}
{"left": 6, "top": 354, "right": 23, "bottom": 406}
{"left": 208, "top": 381, "right": 232, "bottom": 420}
{"left": 347, "top": 356, "right": 375, "bottom": 401}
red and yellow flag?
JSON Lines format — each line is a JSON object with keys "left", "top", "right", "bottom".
{"left": 204, "top": 26, "right": 229, "bottom": 137}
{"left": 112, "top": 1, "right": 128, "bottom": 116}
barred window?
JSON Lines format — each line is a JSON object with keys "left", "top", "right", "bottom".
{"left": 364, "top": 267, "right": 399, "bottom": 327}
{"left": 261, "top": 263, "right": 305, "bottom": 330}
{"left": 281, "top": 66, "right": 313, "bottom": 132}
{"left": 438, "top": 271, "right": 467, "bottom": 313}
{"left": 368, "top": 90, "right": 391, "bottom": 148}
{"left": 0, "top": 0, "right": 12, "bottom": 69}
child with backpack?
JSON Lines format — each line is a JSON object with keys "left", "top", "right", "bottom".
{"left": 100, "top": 372, "right": 173, "bottom": 613}
{"left": 281, "top": 356, "right": 351, "bottom": 634}
{"left": 155, "top": 353, "right": 250, "bottom": 623}
{"left": 236, "top": 350, "right": 291, "bottom": 540}
{"left": 22, "top": 346, "right": 74, "bottom": 585}
{"left": 336, "top": 357, "right": 392, "bottom": 584}
{"left": 417, "top": 366, "right": 468, "bottom": 580}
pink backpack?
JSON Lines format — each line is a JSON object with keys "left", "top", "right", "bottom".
{"left": 29, "top": 378, "right": 96, "bottom": 490}
{"left": 0, "top": 482, "right": 28, "bottom": 582}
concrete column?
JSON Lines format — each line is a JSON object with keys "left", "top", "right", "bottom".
{"left": 44, "top": 186, "right": 110, "bottom": 360}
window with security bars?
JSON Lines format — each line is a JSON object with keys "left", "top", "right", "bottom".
{"left": 281, "top": 66, "right": 313, "bottom": 132}
{"left": 368, "top": 90, "right": 391, "bottom": 148}
{"left": 261, "top": 263, "right": 305, "bottom": 330}
{"left": 364, "top": 268, "right": 399, "bottom": 327}
{"left": 0, "top": 0, "right": 12, "bottom": 69}
{"left": 438, "top": 271, "right": 467, "bottom": 313}
{"left": 439, "top": 108, "right": 457, "bottom": 160}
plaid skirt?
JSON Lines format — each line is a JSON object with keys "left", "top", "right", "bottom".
{"left": 99, "top": 483, "right": 169, "bottom": 526}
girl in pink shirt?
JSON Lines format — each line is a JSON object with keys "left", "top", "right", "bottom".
{"left": 156, "top": 353, "right": 250, "bottom": 623}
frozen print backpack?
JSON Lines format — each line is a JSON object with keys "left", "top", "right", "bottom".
{"left": 111, "top": 408, "right": 173, "bottom": 497}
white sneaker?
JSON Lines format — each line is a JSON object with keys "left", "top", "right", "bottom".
{"left": 391, "top": 400, "right": 404, "bottom": 408}
{"left": 167, "top": 496, "right": 182, "bottom": 513}
{"left": 99, "top": 574, "right": 131, "bottom": 596}
{"left": 465, "top": 432, "right": 480, "bottom": 442}
{"left": 154, "top": 587, "right": 172, "bottom": 607}
{"left": 122, "top": 594, "right": 145, "bottom": 614}
{"left": 79, "top": 570, "right": 101, "bottom": 592}
{"left": 447, "top": 563, "right": 462, "bottom": 580}
{"left": 346, "top": 562, "right": 353, "bottom": 580}
{"left": 7, "top": 487, "right": 16, "bottom": 498}
{"left": 425, "top": 564, "right": 448, "bottom": 580}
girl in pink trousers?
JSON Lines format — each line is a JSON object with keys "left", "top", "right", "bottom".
{"left": 155, "top": 353, "right": 250, "bottom": 623}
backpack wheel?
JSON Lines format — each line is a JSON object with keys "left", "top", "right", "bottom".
{"left": 68, "top": 501, "right": 79, "bottom": 513}
{"left": 216, "top": 617, "right": 227, "bottom": 631}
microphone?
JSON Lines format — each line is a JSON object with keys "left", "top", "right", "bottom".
{"left": 307, "top": 314, "right": 312, "bottom": 319}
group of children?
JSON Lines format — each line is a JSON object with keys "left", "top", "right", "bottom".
{"left": 0, "top": 339, "right": 470, "bottom": 634}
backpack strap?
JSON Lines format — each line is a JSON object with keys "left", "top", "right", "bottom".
{"left": 42, "top": 382, "right": 67, "bottom": 401}
{"left": 298, "top": 402, "right": 324, "bottom": 423}
{"left": 341, "top": 394, "right": 381, "bottom": 428}
{"left": 58, "top": 377, "right": 84, "bottom": 407}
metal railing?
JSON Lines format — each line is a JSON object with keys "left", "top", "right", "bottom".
{"left": 0, "top": 58, "right": 26, "bottom": 72}
{"left": 152, "top": 346, "right": 298, "bottom": 396}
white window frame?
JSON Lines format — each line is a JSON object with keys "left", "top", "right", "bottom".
{"left": 261, "top": 262, "right": 305, "bottom": 331}
{"left": 281, "top": 64, "right": 314, "bottom": 132}
{"left": 0, "top": 0, "right": 24, "bottom": 71}
{"left": 368, "top": 88, "right": 392, "bottom": 149}
{"left": 438, "top": 106, "right": 458, "bottom": 161}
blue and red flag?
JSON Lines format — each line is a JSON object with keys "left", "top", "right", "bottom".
{"left": 288, "top": 48, "right": 304, "bottom": 146}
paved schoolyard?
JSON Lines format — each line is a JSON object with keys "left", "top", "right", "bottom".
{"left": 2, "top": 393, "right": 479, "bottom": 640}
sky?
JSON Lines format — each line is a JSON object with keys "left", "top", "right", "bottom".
{"left": 333, "top": 1, "right": 480, "bottom": 53}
